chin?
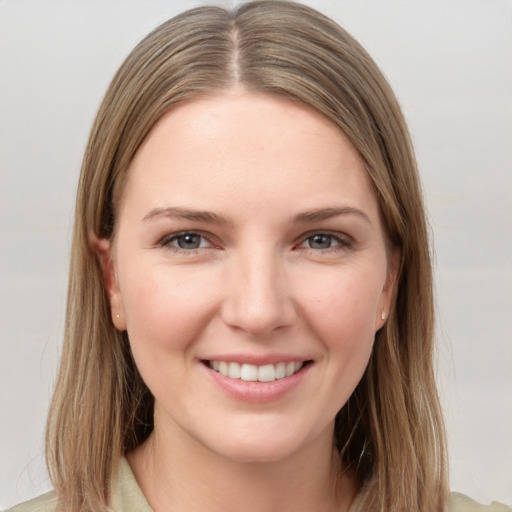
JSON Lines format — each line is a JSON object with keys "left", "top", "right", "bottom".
{"left": 210, "top": 438, "right": 302, "bottom": 464}
{"left": 194, "top": 421, "right": 323, "bottom": 465}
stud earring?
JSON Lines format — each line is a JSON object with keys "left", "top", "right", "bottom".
{"left": 381, "top": 311, "right": 386, "bottom": 320}
{"left": 115, "top": 314, "right": 120, "bottom": 318}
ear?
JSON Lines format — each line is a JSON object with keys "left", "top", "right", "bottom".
{"left": 90, "top": 235, "right": 127, "bottom": 331}
{"left": 375, "top": 246, "right": 401, "bottom": 331}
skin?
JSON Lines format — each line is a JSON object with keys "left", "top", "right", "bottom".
{"left": 96, "top": 90, "right": 399, "bottom": 512}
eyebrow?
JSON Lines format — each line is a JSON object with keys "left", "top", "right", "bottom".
{"left": 143, "top": 205, "right": 371, "bottom": 226}
{"left": 143, "top": 206, "right": 231, "bottom": 225}
{"left": 293, "top": 206, "right": 372, "bottom": 225}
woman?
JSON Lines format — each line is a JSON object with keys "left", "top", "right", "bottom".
{"left": 8, "top": 2, "right": 511, "bottom": 512}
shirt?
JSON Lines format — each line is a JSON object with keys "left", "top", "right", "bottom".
{"left": 8, "top": 458, "right": 512, "bottom": 512}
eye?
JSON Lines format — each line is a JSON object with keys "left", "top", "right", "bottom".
{"left": 161, "top": 231, "right": 212, "bottom": 251}
{"left": 299, "top": 232, "right": 351, "bottom": 250}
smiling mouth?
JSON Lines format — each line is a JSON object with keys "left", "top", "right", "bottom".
{"left": 205, "top": 360, "right": 310, "bottom": 382}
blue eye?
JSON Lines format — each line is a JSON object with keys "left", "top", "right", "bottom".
{"left": 307, "top": 234, "right": 334, "bottom": 249}
{"left": 300, "top": 233, "right": 351, "bottom": 250}
{"left": 163, "top": 232, "right": 211, "bottom": 251}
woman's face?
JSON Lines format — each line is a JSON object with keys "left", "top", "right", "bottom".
{"left": 105, "top": 90, "right": 397, "bottom": 463}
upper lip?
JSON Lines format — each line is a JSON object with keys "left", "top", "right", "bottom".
{"left": 200, "top": 354, "right": 312, "bottom": 365}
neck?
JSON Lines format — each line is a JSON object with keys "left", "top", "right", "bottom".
{"left": 127, "top": 420, "right": 358, "bottom": 512}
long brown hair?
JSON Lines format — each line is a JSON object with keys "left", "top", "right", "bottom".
{"left": 46, "top": 2, "right": 447, "bottom": 511}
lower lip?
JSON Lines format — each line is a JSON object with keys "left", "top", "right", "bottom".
{"left": 202, "top": 362, "right": 310, "bottom": 403}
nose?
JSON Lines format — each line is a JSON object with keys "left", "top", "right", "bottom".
{"left": 220, "top": 248, "right": 296, "bottom": 337}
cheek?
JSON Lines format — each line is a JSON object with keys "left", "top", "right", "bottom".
{"left": 301, "top": 261, "right": 383, "bottom": 318}
{"left": 310, "top": 274, "right": 382, "bottom": 411}
{"left": 297, "top": 265, "right": 384, "bottom": 362}
{"left": 118, "top": 263, "right": 221, "bottom": 357}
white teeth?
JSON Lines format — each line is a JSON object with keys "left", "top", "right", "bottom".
{"left": 209, "top": 360, "right": 305, "bottom": 382}
{"left": 275, "top": 362, "right": 286, "bottom": 379}
{"left": 258, "top": 364, "right": 275, "bottom": 382}
{"left": 240, "top": 364, "right": 258, "bottom": 381}
{"left": 228, "top": 362, "right": 241, "bottom": 379}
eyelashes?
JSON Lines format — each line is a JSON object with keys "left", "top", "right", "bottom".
{"left": 158, "top": 230, "right": 353, "bottom": 254}
{"left": 298, "top": 233, "right": 352, "bottom": 251}
{"left": 159, "top": 231, "right": 215, "bottom": 252}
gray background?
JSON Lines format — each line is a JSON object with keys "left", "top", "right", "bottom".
{"left": 1, "top": 0, "right": 511, "bottom": 508}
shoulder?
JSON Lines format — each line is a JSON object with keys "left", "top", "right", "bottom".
{"left": 4, "top": 458, "right": 149, "bottom": 512}
{"left": 448, "top": 493, "right": 512, "bottom": 512}
{"left": 5, "top": 491, "right": 57, "bottom": 512}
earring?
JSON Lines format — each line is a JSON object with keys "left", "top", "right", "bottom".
{"left": 381, "top": 311, "right": 386, "bottom": 320}
{"left": 115, "top": 314, "right": 120, "bottom": 318}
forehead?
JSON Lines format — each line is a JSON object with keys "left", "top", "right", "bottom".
{"left": 119, "top": 90, "right": 380, "bottom": 224}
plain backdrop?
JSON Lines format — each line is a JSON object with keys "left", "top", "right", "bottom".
{"left": 1, "top": 0, "right": 511, "bottom": 509}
